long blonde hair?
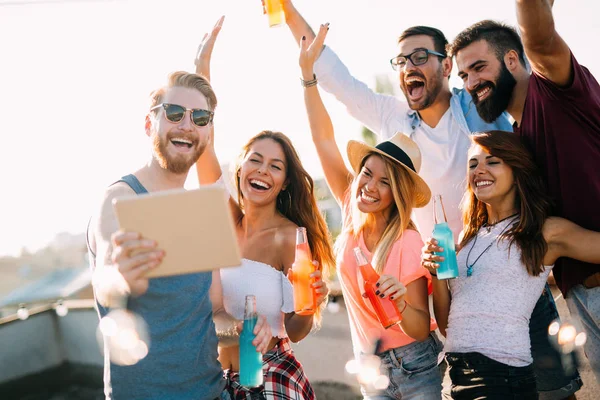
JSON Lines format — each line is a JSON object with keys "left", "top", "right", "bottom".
{"left": 234, "top": 131, "right": 336, "bottom": 325}
{"left": 336, "top": 153, "right": 418, "bottom": 274}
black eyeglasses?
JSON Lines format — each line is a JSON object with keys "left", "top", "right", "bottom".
{"left": 150, "top": 103, "right": 214, "bottom": 127}
{"left": 390, "top": 49, "right": 446, "bottom": 71}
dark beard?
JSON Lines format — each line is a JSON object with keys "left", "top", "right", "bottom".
{"left": 152, "top": 132, "right": 206, "bottom": 175}
{"left": 472, "top": 62, "right": 516, "bottom": 123}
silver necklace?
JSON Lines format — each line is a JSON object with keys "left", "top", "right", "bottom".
{"left": 465, "top": 214, "right": 519, "bottom": 277}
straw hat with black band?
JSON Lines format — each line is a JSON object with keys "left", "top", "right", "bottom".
{"left": 347, "top": 132, "right": 431, "bottom": 208}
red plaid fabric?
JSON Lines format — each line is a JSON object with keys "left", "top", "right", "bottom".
{"left": 225, "top": 338, "right": 315, "bottom": 400}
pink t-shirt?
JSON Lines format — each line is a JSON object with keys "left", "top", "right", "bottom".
{"left": 338, "top": 229, "right": 436, "bottom": 356}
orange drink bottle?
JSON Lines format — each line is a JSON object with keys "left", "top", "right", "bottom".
{"left": 290, "top": 227, "right": 316, "bottom": 315}
{"left": 353, "top": 247, "right": 402, "bottom": 328}
{"left": 263, "top": 0, "right": 285, "bottom": 27}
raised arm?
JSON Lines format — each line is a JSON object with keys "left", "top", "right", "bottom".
{"left": 194, "top": 16, "right": 224, "bottom": 81}
{"left": 300, "top": 25, "right": 352, "bottom": 204}
{"left": 192, "top": 17, "right": 244, "bottom": 220}
{"left": 516, "top": 0, "right": 572, "bottom": 86}
{"left": 543, "top": 217, "right": 600, "bottom": 266}
{"left": 282, "top": 0, "right": 317, "bottom": 47}
{"left": 194, "top": 16, "right": 225, "bottom": 186}
{"left": 283, "top": 0, "right": 405, "bottom": 139}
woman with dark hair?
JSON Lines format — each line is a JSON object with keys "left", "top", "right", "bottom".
{"left": 193, "top": 19, "right": 335, "bottom": 400}
{"left": 422, "top": 130, "right": 600, "bottom": 399}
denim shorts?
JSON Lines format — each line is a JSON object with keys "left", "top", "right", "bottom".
{"left": 446, "top": 352, "right": 537, "bottom": 399}
{"left": 362, "top": 333, "right": 443, "bottom": 400}
{"left": 529, "top": 284, "right": 582, "bottom": 398}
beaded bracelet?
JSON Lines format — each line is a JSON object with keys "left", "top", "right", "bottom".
{"left": 301, "top": 74, "right": 318, "bottom": 88}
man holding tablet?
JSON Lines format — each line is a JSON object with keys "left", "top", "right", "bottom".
{"left": 87, "top": 71, "right": 271, "bottom": 400}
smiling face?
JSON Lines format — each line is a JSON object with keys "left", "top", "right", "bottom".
{"left": 147, "top": 86, "right": 211, "bottom": 175}
{"left": 456, "top": 40, "right": 517, "bottom": 123}
{"left": 396, "top": 35, "right": 446, "bottom": 110}
{"left": 237, "top": 138, "right": 288, "bottom": 207}
{"left": 354, "top": 154, "right": 396, "bottom": 216}
{"left": 468, "top": 143, "right": 516, "bottom": 207}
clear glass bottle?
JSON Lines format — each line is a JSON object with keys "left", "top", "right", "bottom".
{"left": 239, "top": 295, "right": 263, "bottom": 387}
{"left": 432, "top": 195, "right": 459, "bottom": 279}
{"left": 289, "top": 227, "right": 316, "bottom": 315}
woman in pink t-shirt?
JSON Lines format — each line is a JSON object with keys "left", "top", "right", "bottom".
{"left": 300, "top": 26, "right": 443, "bottom": 399}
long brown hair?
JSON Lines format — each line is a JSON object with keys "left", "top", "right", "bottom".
{"left": 337, "top": 153, "right": 418, "bottom": 274}
{"left": 460, "top": 131, "right": 553, "bottom": 276}
{"left": 234, "top": 131, "right": 335, "bottom": 323}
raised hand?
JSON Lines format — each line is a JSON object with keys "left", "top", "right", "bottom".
{"left": 110, "top": 230, "right": 164, "bottom": 297}
{"left": 194, "top": 15, "right": 225, "bottom": 80}
{"left": 421, "top": 237, "right": 444, "bottom": 277}
{"left": 299, "top": 22, "right": 329, "bottom": 77}
{"left": 376, "top": 275, "right": 407, "bottom": 310}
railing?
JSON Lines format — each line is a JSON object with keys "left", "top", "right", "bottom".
{"left": 0, "top": 298, "right": 96, "bottom": 325}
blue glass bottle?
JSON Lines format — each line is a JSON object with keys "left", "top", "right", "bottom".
{"left": 239, "top": 295, "right": 263, "bottom": 387}
{"left": 432, "top": 195, "right": 459, "bottom": 279}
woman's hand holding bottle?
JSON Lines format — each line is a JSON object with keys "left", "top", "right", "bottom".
{"left": 421, "top": 238, "right": 444, "bottom": 277}
{"left": 375, "top": 275, "right": 407, "bottom": 311}
{"left": 310, "top": 268, "right": 329, "bottom": 306}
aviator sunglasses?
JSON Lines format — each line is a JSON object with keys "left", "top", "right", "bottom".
{"left": 150, "top": 103, "right": 214, "bottom": 127}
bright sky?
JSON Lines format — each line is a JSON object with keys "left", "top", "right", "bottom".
{"left": 1, "top": 0, "right": 599, "bottom": 257}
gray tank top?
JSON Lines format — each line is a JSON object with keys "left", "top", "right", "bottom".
{"left": 444, "top": 217, "right": 552, "bottom": 367}
{"left": 89, "top": 174, "right": 225, "bottom": 399}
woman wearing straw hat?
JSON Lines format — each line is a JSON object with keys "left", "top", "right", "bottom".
{"left": 300, "top": 25, "right": 443, "bottom": 399}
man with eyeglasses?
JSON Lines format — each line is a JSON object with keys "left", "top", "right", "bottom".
{"left": 87, "top": 71, "right": 271, "bottom": 400}
{"left": 449, "top": 0, "right": 600, "bottom": 391}
{"left": 282, "top": 1, "right": 510, "bottom": 242}
{"left": 280, "top": 1, "right": 581, "bottom": 399}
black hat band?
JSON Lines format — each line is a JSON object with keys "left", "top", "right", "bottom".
{"left": 375, "top": 141, "right": 416, "bottom": 172}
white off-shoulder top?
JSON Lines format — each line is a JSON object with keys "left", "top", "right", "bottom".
{"left": 220, "top": 258, "right": 295, "bottom": 338}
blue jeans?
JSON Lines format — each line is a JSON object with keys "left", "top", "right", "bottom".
{"left": 363, "top": 333, "right": 443, "bottom": 400}
{"left": 566, "top": 284, "right": 600, "bottom": 385}
{"left": 447, "top": 352, "right": 537, "bottom": 399}
{"left": 529, "top": 284, "right": 582, "bottom": 399}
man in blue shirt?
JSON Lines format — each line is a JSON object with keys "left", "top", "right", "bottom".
{"left": 88, "top": 71, "right": 271, "bottom": 400}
